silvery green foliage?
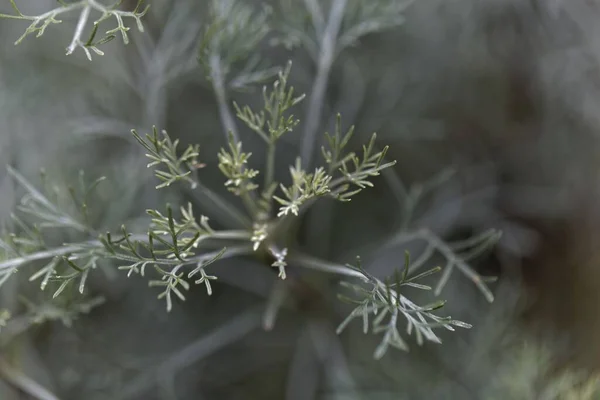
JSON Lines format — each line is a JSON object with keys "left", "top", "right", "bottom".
{"left": 0, "top": 0, "right": 149, "bottom": 60}
{"left": 0, "top": 2, "right": 506, "bottom": 400}
{"left": 2, "top": 0, "right": 599, "bottom": 399}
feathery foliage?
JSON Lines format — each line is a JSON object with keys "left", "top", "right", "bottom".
{"left": 336, "top": 252, "right": 471, "bottom": 359}
{"left": 0, "top": 0, "right": 149, "bottom": 59}
{"left": 0, "top": 0, "right": 503, "bottom": 379}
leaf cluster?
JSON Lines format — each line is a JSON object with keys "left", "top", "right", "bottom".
{"left": 338, "top": 0, "right": 414, "bottom": 53}
{"left": 273, "top": 159, "right": 332, "bottom": 217}
{"left": 132, "top": 127, "right": 201, "bottom": 190}
{"left": 18, "top": 294, "right": 105, "bottom": 328}
{"left": 235, "top": 61, "right": 306, "bottom": 144}
{"left": 323, "top": 115, "right": 396, "bottom": 201}
{"left": 199, "top": 0, "right": 277, "bottom": 89}
{"left": 0, "top": 168, "right": 106, "bottom": 298}
{"left": 274, "top": 0, "right": 414, "bottom": 60}
{"left": 337, "top": 252, "right": 471, "bottom": 358}
{"left": 228, "top": 63, "right": 396, "bottom": 222}
{"left": 217, "top": 134, "right": 260, "bottom": 196}
{"left": 99, "top": 203, "right": 230, "bottom": 311}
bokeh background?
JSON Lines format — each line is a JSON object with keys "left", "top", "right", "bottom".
{"left": 1, "top": 0, "right": 600, "bottom": 399}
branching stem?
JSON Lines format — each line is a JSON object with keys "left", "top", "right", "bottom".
{"left": 0, "top": 230, "right": 250, "bottom": 272}
{"left": 347, "top": 228, "right": 496, "bottom": 302}
{"left": 66, "top": 5, "right": 91, "bottom": 55}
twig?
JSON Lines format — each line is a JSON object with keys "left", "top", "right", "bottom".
{"left": 0, "top": 242, "right": 96, "bottom": 271}
{"left": 0, "top": 231, "right": 247, "bottom": 272}
{"left": 65, "top": 5, "right": 91, "bottom": 55}
{"left": 288, "top": 251, "right": 366, "bottom": 281}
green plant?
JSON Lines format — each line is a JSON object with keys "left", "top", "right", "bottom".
{"left": 0, "top": 59, "right": 492, "bottom": 358}
{"left": 0, "top": 0, "right": 149, "bottom": 60}
{"left": 0, "top": 0, "right": 504, "bottom": 397}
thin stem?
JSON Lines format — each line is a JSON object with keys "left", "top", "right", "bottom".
{"left": 210, "top": 54, "right": 240, "bottom": 143}
{"left": 66, "top": 4, "right": 91, "bottom": 55}
{"left": 262, "top": 279, "right": 288, "bottom": 331}
{"left": 107, "top": 244, "right": 253, "bottom": 269}
{"left": 264, "top": 141, "right": 276, "bottom": 189}
{"left": 0, "top": 356, "right": 60, "bottom": 400}
{"left": 288, "top": 251, "right": 365, "bottom": 280}
{"left": 307, "top": 321, "right": 359, "bottom": 398}
{"left": 343, "top": 228, "right": 495, "bottom": 302}
{"left": 3, "top": 0, "right": 83, "bottom": 20}
{"left": 196, "top": 245, "right": 253, "bottom": 264}
{"left": 209, "top": 54, "right": 260, "bottom": 215}
{"left": 0, "top": 229, "right": 249, "bottom": 272}
{"left": 186, "top": 178, "right": 251, "bottom": 229}
{"left": 304, "top": 201, "right": 333, "bottom": 258}
{"left": 240, "top": 192, "right": 259, "bottom": 220}
{"left": 299, "top": 0, "right": 347, "bottom": 169}
{"left": 419, "top": 230, "right": 494, "bottom": 302}
{"left": 211, "top": 230, "right": 251, "bottom": 240}
{"left": 0, "top": 242, "right": 95, "bottom": 271}
{"left": 0, "top": 13, "right": 27, "bottom": 20}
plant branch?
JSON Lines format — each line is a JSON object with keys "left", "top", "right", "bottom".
{"left": 299, "top": 0, "right": 347, "bottom": 169}
{"left": 210, "top": 54, "right": 240, "bottom": 143}
{"left": 66, "top": 4, "right": 91, "bottom": 55}
{"left": 0, "top": 241, "right": 98, "bottom": 271}
{"left": 378, "top": 229, "right": 496, "bottom": 302}
{"left": 0, "top": 229, "right": 249, "bottom": 272}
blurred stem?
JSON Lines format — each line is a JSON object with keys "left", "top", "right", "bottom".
{"left": 0, "top": 242, "right": 98, "bottom": 272}
{"left": 115, "top": 307, "right": 262, "bottom": 400}
{"left": 262, "top": 279, "right": 288, "bottom": 331}
{"left": 299, "top": 0, "right": 347, "bottom": 170}
{"left": 341, "top": 228, "right": 496, "bottom": 302}
{"left": 0, "top": 357, "right": 59, "bottom": 400}
{"left": 303, "top": 0, "right": 325, "bottom": 35}
{"left": 187, "top": 178, "right": 252, "bottom": 229}
{"left": 209, "top": 54, "right": 259, "bottom": 216}
{"left": 210, "top": 54, "right": 240, "bottom": 143}
{"left": 240, "top": 192, "right": 259, "bottom": 220}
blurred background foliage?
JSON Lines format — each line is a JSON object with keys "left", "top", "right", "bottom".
{"left": 1, "top": 0, "right": 600, "bottom": 399}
